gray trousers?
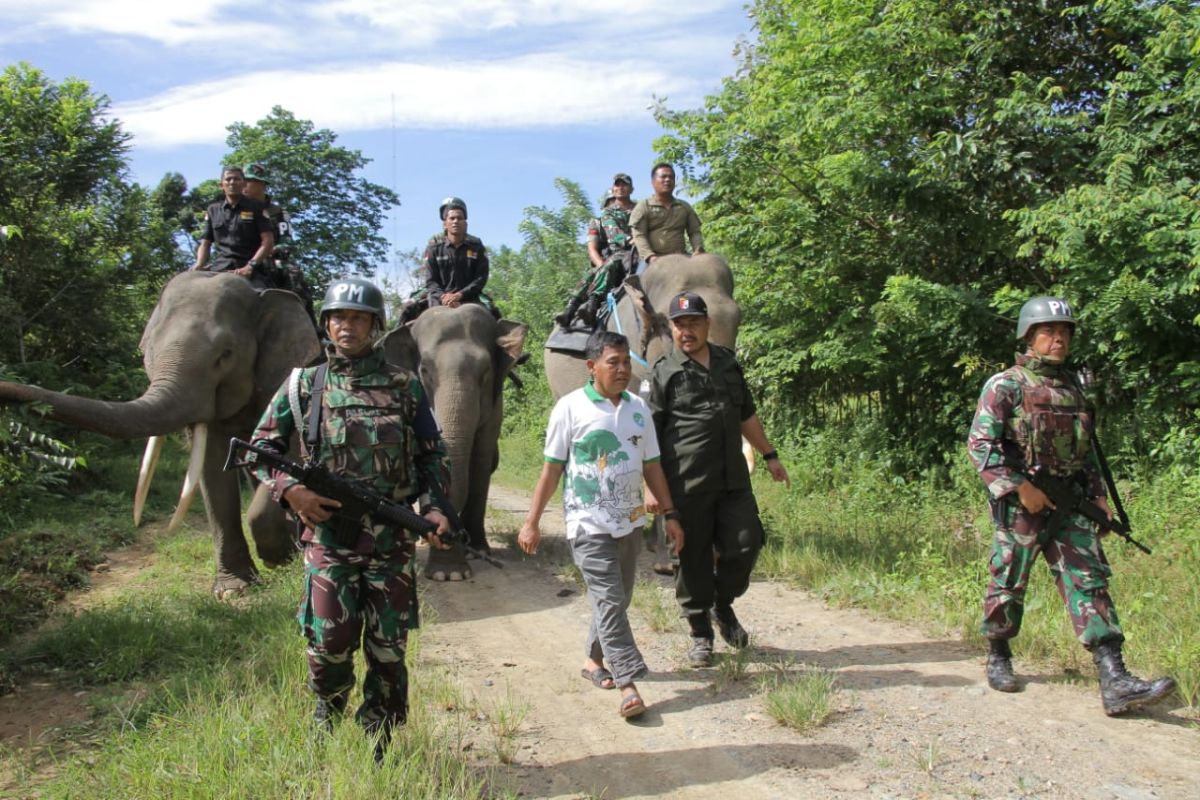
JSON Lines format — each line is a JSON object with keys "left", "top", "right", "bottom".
{"left": 569, "top": 528, "right": 648, "bottom": 687}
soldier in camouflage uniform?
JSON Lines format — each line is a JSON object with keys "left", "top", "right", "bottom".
{"left": 555, "top": 173, "right": 638, "bottom": 329}
{"left": 249, "top": 277, "right": 451, "bottom": 759}
{"left": 967, "top": 296, "right": 1174, "bottom": 715}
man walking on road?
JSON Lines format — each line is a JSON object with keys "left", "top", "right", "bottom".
{"left": 519, "top": 331, "right": 684, "bottom": 718}
{"left": 647, "top": 292, "right": 789, "bottom": 667}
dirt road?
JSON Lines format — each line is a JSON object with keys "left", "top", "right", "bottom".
{"left": 420, "top": 485, "right": 1197, "bottom": 800}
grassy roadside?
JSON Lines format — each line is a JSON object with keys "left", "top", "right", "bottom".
{"left": 0, "top": 444, "right": 513, "bottom": 798}
{"left": 496, "top": 430, "right": 1200, "bottom": 713}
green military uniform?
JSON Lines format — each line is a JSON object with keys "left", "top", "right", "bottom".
{"left": 649, "top": 343, "right": 765, "bottom": 620}
{"left": 557, "top": 203, "right": 635, "bottom": 328}
{"left": 967, "top": 352, "right": 1122, "bottom": 648}
{"left": 250, "top": 344, "right": 449, "bottom": 733}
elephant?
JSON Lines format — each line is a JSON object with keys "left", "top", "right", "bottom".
{"left": 544, "top": 252, "right": 740, "bottom": 399}
{"left": 382, "top": 303, "right": 527, "bottom": 581}
{"left": 0, "top": 271, "right": 321, "bottom": 598}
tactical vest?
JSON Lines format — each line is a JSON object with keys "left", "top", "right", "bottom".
{"left": 305, "top": 359, "right": 420, "bottom": 502}
{"left": 1010, "top": 364, "right": 1093, "bottom": 476}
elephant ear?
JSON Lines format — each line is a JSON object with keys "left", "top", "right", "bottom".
{"left": 254, "top": 289, "right": 322, "bottom": 401}
{"left": 493, "top": 319, "right": 528, "bottom": 400}
{"left": 380, "top": 324, "right": 421, "bottom": 372}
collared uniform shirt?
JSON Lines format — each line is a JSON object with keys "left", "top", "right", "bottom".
{"left": 649, "top": 344, "right": 756, "bottom": 497}
{"left": 544, "top": 381, "right": 660, "bottom": 539}
{"left": 201, "top": 196, "right": 272, "bottom": 271}
{"left": 423, "top": 233, "right": 489, "bottom": 304}
{"left": 629, "top": 196, "right": 703, "bottom": 260}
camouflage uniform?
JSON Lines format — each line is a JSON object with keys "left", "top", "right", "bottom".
{"left": 558, "top": 206, "right": 635, "bottom": 327}
{"left": 967, "top": 353, "right": 1122, "bottom": 648}
{"left": 250, "top": 345, "right": 449, "bottom": 730}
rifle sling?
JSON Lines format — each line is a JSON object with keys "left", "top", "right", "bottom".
{"left": 305, "top": 363, "right": 329, "bottom": 460}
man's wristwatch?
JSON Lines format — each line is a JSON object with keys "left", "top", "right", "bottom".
{"left": 762, "top": 450, "right": 779, "bottom": 462}
{"left": 662, "top": 509, "right": 682, "bottom": 522}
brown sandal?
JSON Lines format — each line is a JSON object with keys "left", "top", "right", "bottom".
{"left": 619, "top": 690, "right": 645, "bottom": 718}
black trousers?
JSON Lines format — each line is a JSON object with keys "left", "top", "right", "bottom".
{"left": 674, "top": 488, "right": 765, "bottom": 618}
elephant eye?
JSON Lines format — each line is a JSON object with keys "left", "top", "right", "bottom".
{"left": 218, "top": 348, "right": 234, "bottom": 362}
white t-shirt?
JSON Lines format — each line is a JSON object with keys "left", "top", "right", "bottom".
{"left": 544, "top": 382, "right": 661, "bottom": 539}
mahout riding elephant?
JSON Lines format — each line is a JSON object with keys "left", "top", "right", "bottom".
{"left": 383, "top": 303, "right": 527, "bottom": 581}
{"left": 544, "top": 252, "right": 740, "bottom": 398}
{"left": 0, "top": 271, "right": 321, "bottom": 598}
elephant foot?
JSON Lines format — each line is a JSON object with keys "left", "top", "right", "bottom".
{"left": 212, "top": 571, "right": 259, "bottom": 601}
{"left": 424, "top": 545, "right": 472, "bottom": 582}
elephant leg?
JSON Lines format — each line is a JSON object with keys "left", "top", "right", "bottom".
{"left": 463, "top": 429, "right": 495, "bottom": 551}
{"left": 425, "top": 545, "right": 472, "bottom": 582}
{"left": 247, "top": 482, "right": 297, "bottom": 567}
{"left": 200, "top": 430, "right": 259, "bottom": 599}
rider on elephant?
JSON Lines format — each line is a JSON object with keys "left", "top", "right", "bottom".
{"left": 629, "top": 163, "right": 703, "bottom": 271}
{"left": 242, "top": 162, "right": 317, "bottom": 326}
{"left": 556, "top": 173, "right": 638, "bottom": 329}
{"left": 400, "top": 197, "right": 500, "bottom": 323}
{"left": 191, "top": 165, "right": 276, "bottom": 290}
{"left": 249, "top": 277, "right": 452, "bottom": 761}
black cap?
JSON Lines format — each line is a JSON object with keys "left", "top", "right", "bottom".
{"left": 612, "top": 172, "right": 633, "bottom": 186}
{"left": 667, "top": 291, "right": 708, "bottom": 319}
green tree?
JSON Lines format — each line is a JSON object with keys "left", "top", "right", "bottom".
{"left": 208, "top": 107, "right": 400, "bottom": 290}
{"left": 655, "top": 0, "right": 1200, "bottom": 465}
{"left": 0, "top": 63, "right": 178, "bottom": 374}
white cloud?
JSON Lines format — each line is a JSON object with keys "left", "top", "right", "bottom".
{"left": 111, "top": 54, "right": 696, "bottom": 148}
{"left": 0, "top": 0, "right": 735, "bottom": 50}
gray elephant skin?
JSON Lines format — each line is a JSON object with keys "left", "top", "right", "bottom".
{"left": 383, "top": 304, "right": 527, "bottom": 553}
{"left": 544, "top": 253, "right": 740, "bottom": 399}
{"left": 0, "top": 271, "right": 321, "bottom": 597}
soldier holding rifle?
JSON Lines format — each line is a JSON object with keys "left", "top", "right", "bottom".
{"left": 248, "top": 277, "right": 450, "bottom": 761}
{"left": 967, "top": 296, "right": 1174, "bottom": 715}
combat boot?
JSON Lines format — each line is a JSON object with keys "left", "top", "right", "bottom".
{"left": 712, "top": 603, "right": 750, "bottom": 649}
{"left": 687, "top": 613, "right": 714, "bottom": 668}
{"left": 985, "top": 639, "right": 1019, "bottom": 693}
{"left": 580, "top": 295, "right": 603, "bottom": 327}
{"left": 313, "top": 692, "right": 348, "bottom": 732}
{"left": 555, "top": 297, "right": 583, "bottom": 328}
{"left": 1092, "top": 641, "right": 1176, "bottom": 716}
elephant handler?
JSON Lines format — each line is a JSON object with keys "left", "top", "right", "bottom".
{"left": 192, "top": 165, "right": 275, "bottom": 290}
{"left": 248, "top": 276, "right": 452, "bottom": 762}
{"left": 555, "top": 173, "right": 638, "bottom": 328}
{"left": 629, "top": 162, "right": 703, "bottom": 273}
{"left": 399, "top": 196, "right": 499, "bottom": 323}
{"left": 967, "top": 295, "right": 1174, "bottom": 715}
{"left": 647, "top": 291, "right": 789, "bottom": 668}
{"left": 518, "top": 331, "right": 684, "bottom": 719}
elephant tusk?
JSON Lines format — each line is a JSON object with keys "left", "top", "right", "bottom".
{"left": 133, "top": 435, "right": 165, "bottom": 527}
{"left": 167, "top": 424, "right": 206, "bottom": 533}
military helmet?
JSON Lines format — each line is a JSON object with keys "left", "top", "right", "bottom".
{"left": 439, "top": 196, "right": 467, "bottom": 220}
{"left": 600, "top": 190, "right": 616, "bottom": 208}
{"left": 1016, "top": 296, "right": 1076, "bottom": 340}
{"left": 243, "top": 163, "right": 269, "bottom": 183}
{"left": 320, "top": 277, "right": 386, "bottom": 327}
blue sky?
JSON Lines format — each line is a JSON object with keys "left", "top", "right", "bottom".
{"left": 0, "top": 1, "right": 754, "bottom": 284}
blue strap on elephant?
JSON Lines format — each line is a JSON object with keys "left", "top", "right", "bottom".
{"left": 608, "top": 293, "right": 650, "bottom": 370}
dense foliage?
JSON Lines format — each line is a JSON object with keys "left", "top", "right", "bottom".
{"left": 653, "top": 0, "right": 1200, "bottom": 469}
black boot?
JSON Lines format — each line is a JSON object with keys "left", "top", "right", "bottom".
{"left": 580, "top": 295, "right": 603, "bottom": 327}
{"left": 986, "top": 639, "right": 1019, "bottom": 693}
{"left": 555, "top": 297, "right": 583, "bottom": 328}
{"left": 712, "top": 603, "right": 749, "bottom": 649}
{"left": 687, "top": 613, "right": 714, "bottom": 668}
{"left": 314, "top": 692, "right": 348, "bottom": 732}
{"left": 1092, "top": 641, "right": 1176, "bottom": 716}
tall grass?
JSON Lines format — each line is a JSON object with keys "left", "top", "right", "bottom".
{"left": 1, "top": 528, "right": 509, "bottom": 798}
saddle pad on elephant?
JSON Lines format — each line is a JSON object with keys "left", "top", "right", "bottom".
{"left": 545, "top": 325, "right": 591, "bottom": 355}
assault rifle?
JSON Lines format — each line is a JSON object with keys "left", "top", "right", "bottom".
{"left": 224, "top": 438, "right": 437, "bottom": 549}
{"left": 1024, "top": 467, "right": 1152, "bottom": 555}
{"left": 426, "top": 484, "right": 503, "bottom": 569}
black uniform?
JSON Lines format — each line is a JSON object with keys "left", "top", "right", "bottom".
{"left": 649, "top": 344, "right": 765, "bottom": 618}
{"left": 423, "top": 233, "right": 490, "bottom": 307}
{"left": 201, "top": 196, "right": 272, "bottom": 272}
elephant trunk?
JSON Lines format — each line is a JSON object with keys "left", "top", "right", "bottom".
{"left": 0, "top": 380, "right": 208, "bottom": 440}
{"left": 433, "top": 387, "right": 481, "bottom": 513}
